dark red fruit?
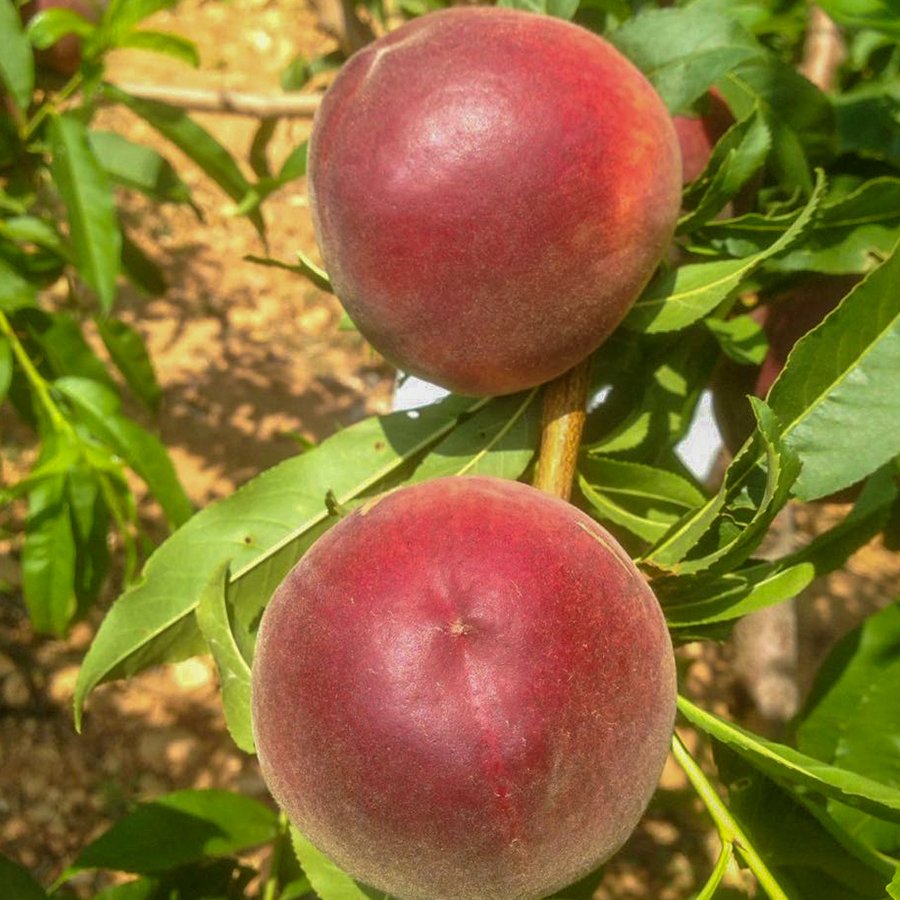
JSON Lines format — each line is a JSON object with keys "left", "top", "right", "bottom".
{"left": 309, "top": 7, "right": 682, "bottom": 396}
{"left": 252, "top": 476, "right": 676, "bottom": 900}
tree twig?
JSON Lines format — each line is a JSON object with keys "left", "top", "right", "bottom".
{"left": 110, "top": 82, "right": 324, "bottom": 118}
{"left": 532, "top": 357, "right": 592, "bottom": 501}
{"left": 800, "top": 6, "right": 845, "bottom": 91}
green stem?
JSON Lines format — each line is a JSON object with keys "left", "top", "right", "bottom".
{"left": 694, "top": 839, "right": 734, "bottom": 900}
{"left": 0, "top": 310, "right": 71, "bottom": 434}
{"left": 672, "top": 731, "right": 792, "bottom": 900}
{"left": 21, "top": 71, "right": 84, "bottom": 142}
{"left": 262, "top": 811, "right": 290, "bottom": 900}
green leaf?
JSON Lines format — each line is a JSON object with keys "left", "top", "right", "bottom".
{"left": 796, "top": 602, "right": 900, "bottom": 855}
{"left": 0, "top": 0, "right": 35, "bottom": 111}
{"left": 67, "top": 465, "right": 110, "bottom": 615}
{"left": 118, "top": 30, "right": 199, "bottom": 67}
{"left": 0, "top": 853, "right": 48, "bottom": 899}
{"left": 716, "top": 56, "right": 834, "bottom": 193}
{"left": 63, "top": 789, "right": 278, "bottom": 877}
{"left": 643, "top": 398, "right": 800, "bottom": 575}
{"left": 54, "top": 376, "right": 192, "bottom": 528}
{"left": 94, "top": 0, "right": 178, "bottom": 46}
{"left": 0, "top": 216, "right": 67, "bottom": 256}
{"left": 608, "top": 0, "right": 761, "bottom": 114}
{"left": 705, "top": 313, "right": 769, "bottom": 365}
{"left": 48, "top": 114, "right": 122, "bottom": 311}
{"left": 22, "top": 472, "right": 77, "bottom": 636}
{"left": 278, "top": 141, "right": 309, "bottom": 183}
{"left": 289, "top": 827, "right": 382, "bottom": 900}
{"left": 0, "top": 336, "right": 12, "bottom": 405}
{"left": 26, "top": 7, "right": 95, "bottom": 50}
{"left": 768, "top": 246, "right": 900, "bottom": 501}
{"left": 498, "top": 0, "right": 579, "bottom": 20}
{"left": 408, "top": 390, "right": 539, "bottom": 482}
{"left": 95, "top": 317, "right": 162, "bottom": 411}
{"left": 91, "top": 860, "right": 256, "bottom": 899}
{"left": 87, "top": 130, "right": 196, "bottom": 208}
{"left": 195, "top": 563, "right": 254, "bottom": 754}
{"left": 714, "top": 743, "right": 894, "bottom": 899}
{"left": 678, "top": 106, "right": 771, "bottom": 233}
{"left": 578, "top": 456, "right": 706, "bottom": 543}
{"left": 817, "top": 0, "right": 900, "bottom": 37}
{"left": 0, "top": 257, "right": 38, "bottom": 312}
{"left": 663, "top": 561, "right": 814, "bottom": 630}
{"left": 679, "top": 695, "right": 900, "bottom": 824}
{"left": 624, "top": 173, "right": 823, "bottom": 333}
{"left": 104, "top": 85, "right": 262, "bottom": 234}
{"left": 834, "top": 83, "right": 900, "bottom": 168}
{"left": 770, "top": 178, "right": 900, "bottom": 275}
{"left": 73, "top": 395, "right": 484, "bottom": 729}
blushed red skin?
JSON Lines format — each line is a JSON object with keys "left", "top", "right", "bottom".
{"left": 21, "top": 0, "right": 100, "bottom": 77}
{"left": 672, "top": 90, "right": 734, "bottom": 185}
{"left": 308, "top": 8, "right": 682, "bottom": 396}
{"left": 252, "top": 476, "right": 676, "bottom": 900}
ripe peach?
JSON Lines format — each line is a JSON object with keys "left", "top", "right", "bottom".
{"left": 252, "top": 476, "right": 676, "bottom": 900}
{"left": 20, "top": 0, "right": 101, "bottom": 77}
{"left": 672, "top": 89, "right": 734, "bottom": 184}
{"left": 308, "top": 8, "right": 682, "bottom": 396}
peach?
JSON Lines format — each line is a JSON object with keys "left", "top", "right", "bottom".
{"left": 308, "top": 8, "right": 682, "bottom": 396}
{"left": 21, "top": 0, "right": 101, "bottom": 77}
{"left": 672, "top": 89, "right": 734, "bottom": 184}
{"left": 252, "top": 476, "right": 676, "bottom": 900}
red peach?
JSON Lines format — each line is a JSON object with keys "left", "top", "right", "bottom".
{"left": 672, "top": 90, "right": 734, "bottom": 185}
{"left": 308, "top": 8, "right": 682, "bottom": 396}
{"left": 20, "top": 0, "right": 101, "bottom": 77}
{"left": 252, "top": 476, "right": 676, "bottom": 900}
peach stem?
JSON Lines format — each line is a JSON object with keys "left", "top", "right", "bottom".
{"left": 532, "top": 356, "right": 592, "bottom": 501}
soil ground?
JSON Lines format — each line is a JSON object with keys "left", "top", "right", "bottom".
{"left": 1, "top": 3, "right": 898, "bottom": 898}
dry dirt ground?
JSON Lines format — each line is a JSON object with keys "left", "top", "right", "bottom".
{"left": 1, "top": 2, "right": 898, "bottom": 898}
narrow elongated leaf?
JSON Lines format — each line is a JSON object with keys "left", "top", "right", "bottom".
{"left": 678, "top": 107, "right": 771, "bottom": 232}
{"left": 74, "top": 395, "right": 483, "bottom": 728}
{"left": 797, "top": 603, "right": 900, "bottom": 854}
{"left": 0, "top": 854, "right": 47, "bottom": 899}
{"left": 26, "top": 7, "right": 95, "bottom": 48}
{"left": 771, "top": 178, "right": 900, "bottom": 275}
{"left": 105, "top": 85, "right": 262, "bottom": 233}
{"left": 195, "top": 563, "right": 254, "bottom": 753}
{"left": 705, "top": 314, "right": 769, "bottom": 365}
{"left": 95, "top": 317, "right": 162, "bottom": 411}
{"left": 608, "top": 0, "right": 760, "bottom": 113}
{"left": 834, "top": 83, "right": 900, "bottom": 168}
{"left": 289, "top": 828, "right": 382, "bottom": 900}
{"left": 817, "top": 0, "right": 900, "bottom": 37}
{"left": 664, "top": 561, "right": 814, "bottom": 629}
{"left": 87, "top": 130, "right": 196, "bottom": 209}
{"left": 0, "top": 258, "right": 37, "bottom": 311}
{"left": 64, "top": 789, "right": 277, "bottom": 877}
{"left": 22, "top": 473, "right": 77, "bottom": 636}
{"left": 679, "top": 696, "right": 900, "bottom": 824}
{"left": 49, "top": 115, "right": 121, "bottom": 311}
{"left": 0, "top": 216, "right": 67, "bottom": 256}
{"left": 0, "top": 336, "right": 12, "bottom": 404}
{"left": 101, "top": 0, "right": 177, "bottom": 32}
{"left": 119, "top": 30, "right": 199, "bottom": 66}
{"left": 409, "top": 389, "right": 539, "bottom": 482}
{"left": 579, "top": 456, "right": 705, "bottom": 543}
{"left": 625, "top": 174, "right": 822, "bottom": 333}
{"left": 0, "top": 0, "right": 35, "bottom": 110}
{"left": 768, "top": 246, "right": 900, "bottom": 500}
{"left": 67, "top": 466, "right": 110, "bottom": 615}
{"left": 715, "top": 744, "right": 893, "bottom": 899}
{"left": 644, "top": 398, "right": 800, "bottom": 574}
{"left": 54, "top": 376, "right": 192, "bottom": 527}
{"left": 716, "top": 56, "right": 833, "bottom": 192}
